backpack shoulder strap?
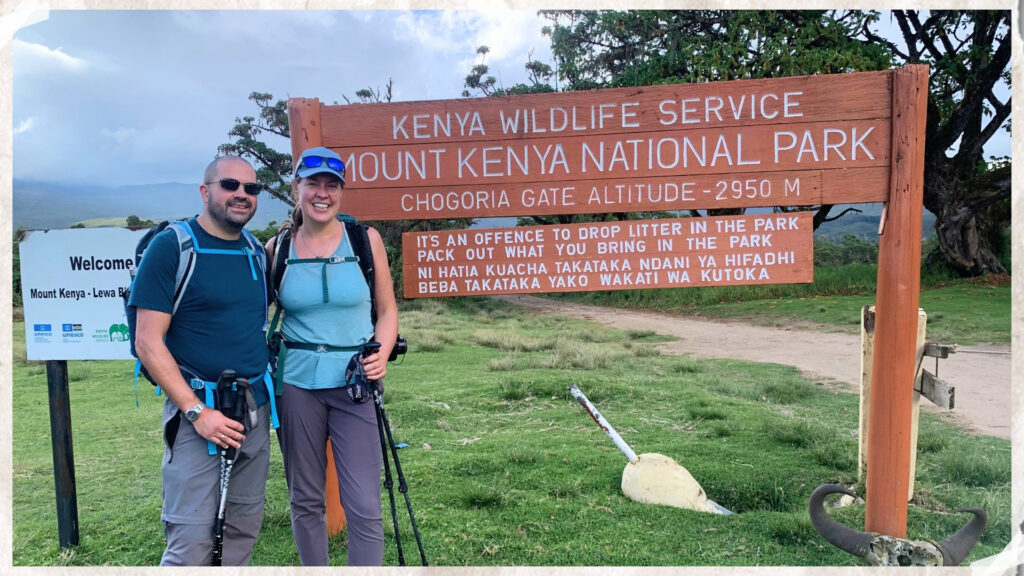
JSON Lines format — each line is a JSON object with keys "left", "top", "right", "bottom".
{"left": 165, "top": 221, "right": 197, "bottom": 315}
{"left": 240, "top": 228, "right": 269, "bottom": 330}
{"left": 339, "top": 213, "right": 377, "bottom": 325}
{"left": 270, "top": 227, "right": 292, "bottom": 304}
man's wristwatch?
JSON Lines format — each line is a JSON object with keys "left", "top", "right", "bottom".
{"left": 184, "top": 403, "right": 205, "bottom": 422}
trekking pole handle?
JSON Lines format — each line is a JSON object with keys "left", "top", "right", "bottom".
{"left": 569, "top": 384, "right": 639, "bottom": 463}
{"left": 363, "top": 341, "right": 382, "bottom": 360}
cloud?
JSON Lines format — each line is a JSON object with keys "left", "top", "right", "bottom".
{"left": 13, "top": 39, "right": 89, "bottom": 73}
{"left": 100, "top": 127, "right": 137, "bottom": 144}
{"left": 13, "top": 117, "right": 35, "bottom": 134}
{"left": 389, "top": 9, "right": 552, "bottom": 95}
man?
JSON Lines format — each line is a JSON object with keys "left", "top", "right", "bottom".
{"left": 129, "top": 155, "right": 273, "bottom": 565}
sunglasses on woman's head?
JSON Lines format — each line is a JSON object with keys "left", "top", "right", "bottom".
{"left": 207, "top": 178, "right": 261, "bottom": 195}
{"left": 300, "top": 156, "right": 345, "bottom": 173}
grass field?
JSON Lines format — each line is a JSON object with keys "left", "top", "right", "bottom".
{"left": 11, "top": 297, "right": 1011, "bottom": 566}
{"left": 549, "top": 266, "right": 1011, "bottom": 345}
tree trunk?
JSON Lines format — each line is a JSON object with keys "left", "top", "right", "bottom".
{"left": 923, "top": 161, "right": 1010, "bottom": 276}
{"left": 933, "top": 201, "right": 1007, "bottom": 275}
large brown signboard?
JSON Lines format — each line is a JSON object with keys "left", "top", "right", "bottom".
{"left": 403, "top": 212, "right": 814, "bottom": 298}
{"left": 292, "top": 65, "right": 931, "bottom": 538}
{"left": 289, "top": 71, "right": 893, "bottom": 220}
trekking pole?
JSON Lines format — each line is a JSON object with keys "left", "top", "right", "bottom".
{"left": 373, "top": 385, "right": 428, "bottom": 566}
{"left": 374, "top": 394, "right": 406, "bottom": 566}
{"left": 362, "top": 340, "right": 425, "bottom": 565}
{"left": 210, "top": 370, "right": 250, "bottom": 566}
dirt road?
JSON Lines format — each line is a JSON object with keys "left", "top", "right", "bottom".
{"left": 496, "top": 294, "right": 1012, "bottom": 439}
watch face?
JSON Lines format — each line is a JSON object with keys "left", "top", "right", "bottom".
{"left": 185, "top": 406, "right": 202, "bottom": 422}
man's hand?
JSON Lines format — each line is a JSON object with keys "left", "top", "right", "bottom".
{"left": 192, "top": 407, "right": 246, "bottom": 450}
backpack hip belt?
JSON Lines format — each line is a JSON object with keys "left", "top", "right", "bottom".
{"left": 283, "top": 341, "right": 363, "bottom": 353}
{"left": 189, "top": 368, "right": 279, "bottom": 455}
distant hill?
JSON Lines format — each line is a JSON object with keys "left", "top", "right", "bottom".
{"left": 814, "top": 203, "right": 937, "bottom": 240}
{"left": 14, "top": 179, "right": 935, "bottom": 241}
{"left": 13, "top": 179, "right": 292, "bottom": 231}
{"left": 477, "top": 204, "right": 936, "bottom": 240}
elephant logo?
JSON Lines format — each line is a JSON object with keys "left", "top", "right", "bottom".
{"left": 109, "top": 323, "right": 130, "bottom": 342}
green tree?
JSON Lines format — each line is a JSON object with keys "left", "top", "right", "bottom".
{"left": 125, "top": 215, "right": 156, "bottom": 228}
{"left": 534, "top": 9, "right": 1011, "bottom": 275}
{"left": 219, "top": 83, "right": 473, "bottom": 296}
{"left": 875, "top": 11, "right": 1011, "bottom": 275}
{"left": 462, "top": 46, "right": 557, "bottom": 97}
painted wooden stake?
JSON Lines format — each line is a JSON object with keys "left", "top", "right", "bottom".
{"left": 325, "top": 440, "right": 347, "bottom": 536}
{"left": 285, "top": 97, "right": 347, "bottom": 536}
{"left": 859, "top": 306, "right": 926, "bottom": 502}
{"left": 865, "top": 64, "right": 928, "bottom": 537}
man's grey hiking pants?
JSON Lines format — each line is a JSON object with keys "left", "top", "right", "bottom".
{"left": 159, "top": 400, "right": 271, "bottom": 566}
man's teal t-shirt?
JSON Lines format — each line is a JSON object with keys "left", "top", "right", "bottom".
{"left": 127, "top": 218, "right": 270, "bottom": 406}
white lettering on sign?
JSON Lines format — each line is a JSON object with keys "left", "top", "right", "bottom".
{"left": 497, "top": 101, "right": 644, "bottom": 135}
{"left": 658, "top": 91, "right": 803, "bottom": 125}
{"left": 392, "top": 112, "right": 484, "bottom": 139}
{"left": 403, "top": 213, "right": 815, "bottom": 298}
{"left": 773, "top": 126, "right": 875, "bottom": 163}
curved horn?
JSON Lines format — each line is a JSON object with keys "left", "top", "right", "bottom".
{"left": 936, "top": 507, "right": 987, "bottom": 566}
{"left": 808, "top": 484, "right": 873, "bottom": 558}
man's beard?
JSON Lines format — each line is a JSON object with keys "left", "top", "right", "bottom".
{"left": 209, "top": 197, "right": 254, "bottom": 231}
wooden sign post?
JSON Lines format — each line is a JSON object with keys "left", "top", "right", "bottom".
{"left": 864, "top": 65, "right": 927, "bottom": 537}
{"left": 288, "top": 65, "right": 927, "bottom": 538}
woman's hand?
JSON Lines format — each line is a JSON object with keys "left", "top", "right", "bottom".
{"left": 360, "top": 351, "right": 387, "bottom": 381}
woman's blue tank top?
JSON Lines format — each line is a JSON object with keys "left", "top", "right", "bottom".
{"left": 279, "top": 226, "right": 374, "bottom": 390}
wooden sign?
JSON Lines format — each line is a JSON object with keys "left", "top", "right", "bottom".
{"left": 291, "top": 65, "right": 931, "bottom": 539}
{"left": 403, "top": 212, "right": 813, "bottom": 298}
{"left": 289, "top": 71, "right": 894, "bottom": 220}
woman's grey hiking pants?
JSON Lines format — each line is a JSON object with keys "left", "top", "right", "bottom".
{"left": 279, "top": 382, "right": 384, "bottom": 566}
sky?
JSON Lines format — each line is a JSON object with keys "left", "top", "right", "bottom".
{"left": 11, "top": 9, "right": 555, "bottom": 188}
{"left": 9, "top": 8, "right": 1014, "bottom": 195}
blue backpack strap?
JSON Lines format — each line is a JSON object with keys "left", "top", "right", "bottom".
{"left": 339, "top": 214, "right": 377, "bottom": 325}
{"left": 134, "top": 361, "right": 143, "bottom": 407}
{"left": 241, "top": 228, "right": 269, "bottom": 330}
{"left": 262, "top": 369, "right": 279, "bottom": 429}
{"left": 188, "top": 377, "right": 219, "bottom": 455}
{"left": 164, "top": 221, "right": 197, "bottom": 315}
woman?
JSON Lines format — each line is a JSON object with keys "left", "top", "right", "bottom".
{"left": 266, "top": 146, "right": 399, "bottom": 566}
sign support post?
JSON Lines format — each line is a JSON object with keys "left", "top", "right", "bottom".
{"left": 864, "top": 64, "right": 928, "bottom": 536}
{"left": 45, "top": 360, "right": 80, "bottom": 548}
{"left": 286, "top": 97, "right": 349, "bottom": 536}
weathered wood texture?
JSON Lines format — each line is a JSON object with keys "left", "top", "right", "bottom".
{"left": 289, "top": 70, "right": 896, "bottom": 220}
{"left": 864, "top": 64, "right": 928, "bottom": 538}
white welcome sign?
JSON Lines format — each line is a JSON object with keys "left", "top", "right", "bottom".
{"left": 20, "top": 227, "right": 148, "bottom": 360}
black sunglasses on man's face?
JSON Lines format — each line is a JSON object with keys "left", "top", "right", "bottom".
{"left": 207, "top": 177, "right": 261, "bottom": 196}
